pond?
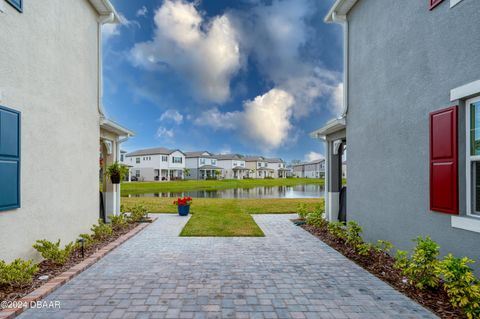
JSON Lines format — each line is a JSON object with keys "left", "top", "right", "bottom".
{"left": 124, "top": 184, "right": 324, "bottom": 199}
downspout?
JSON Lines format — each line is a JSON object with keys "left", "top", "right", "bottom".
{"left": 332, "top": 12, "right": 348, "bottom": 118}
{"left": 97, "top": 13, "right": 115, "bottom": 118}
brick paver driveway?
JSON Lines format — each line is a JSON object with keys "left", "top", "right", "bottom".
{"left": 20, "top": 214, "right": 436, "bottom": 319}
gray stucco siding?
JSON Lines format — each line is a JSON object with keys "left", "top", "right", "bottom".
{"left": 346, "top": 0, "right": 480, "bottom": 269}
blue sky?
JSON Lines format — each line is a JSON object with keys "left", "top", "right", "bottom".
{"left": 102, "top": 0, "right": 343, "bottom": 162}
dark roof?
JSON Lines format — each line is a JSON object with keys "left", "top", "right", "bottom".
{"left": 126, "top": 147, "right": 184, "bottom": 157}
{"left": 199, "top": 165, "right": 223, "bottom": 170}
{"left": 216, "top": 154, "right": 243, "bottom": 160}
{"left": 265, "top": 157, "right": 284, "bottom": 163}
{"left": 233, "top": 166, "right": 249, "bottom": 170}
{"left": 243, "top": 156, "right": 265, "bottom": 162}
{"left": 185, "top": 151, "right": 214, "bottom": 158}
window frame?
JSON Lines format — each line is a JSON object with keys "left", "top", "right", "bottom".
{"left": 466, "top": 96, "right": 480, "bottom": 217}
{"left": 136, "top": 157, "right": 140, "bottom": 164}
{"left": 6, "top": 0, "right": 22, "bottom": 12}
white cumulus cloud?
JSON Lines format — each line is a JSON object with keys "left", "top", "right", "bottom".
{"left": 130, "top": 0, "right": 241, "bottom": 103}
{"left": 194, "top": 88, "right": 294, "bottom": 150}
{"left": 156, "top": 127, "right": 174, "bottom": 139}
{"left": 102, "top": 13, "right": 140, "bottom": 42}
{"left": 136, "top": 6, "right": 148, "bottom": 17}
{"left": 159, "top": 109, "right": 184, "bottom": 124}
{"left": 305, "top": 151, "right": 324, "bottom": 162}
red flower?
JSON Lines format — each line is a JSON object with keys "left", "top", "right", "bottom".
{"left": 173, "top": 197, "right": 193, "bottom": 206}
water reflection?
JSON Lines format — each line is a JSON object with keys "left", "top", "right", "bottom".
{"left": 125, "top": 184, "right": 324, "bottom": 199}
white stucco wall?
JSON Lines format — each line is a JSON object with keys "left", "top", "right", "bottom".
{"left": 0, "top": 0, "right": 100, "bottom": 262}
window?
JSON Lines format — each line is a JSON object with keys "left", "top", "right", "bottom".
{"left": 200, "top": 158, "right": 206, "bottom": 165}
{"left": 135, "top": 170, "right": 140, "bottom": 178}
{"left": 172, "top": 157, "right": 182, "bottom": 164}
{"left": 6, "top": 0, "right": 22, "bottom": 12}
{"left": 212, "top": 159, "right": 216, "bottom": 165}
{"left": 120, "top": 154, "right": 124, "bottom": 162}
{"left": 233, "top": 162, "right": 237, "bottom": 166}
{"left": 162, "top": 155, "right": 168, "bottom": 162}
{"left": 467, "top": 97, "right": 480, "bottom": 216}
{"left": 0, "top": 105, "right": 21, "bottom": 211}
{"left": 136, "top": 157, "right": 140, "bottom": 163}
{"left": 258, "top": 163, "right": 261, "bottom": 167}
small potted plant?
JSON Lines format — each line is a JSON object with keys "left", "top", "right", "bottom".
{"left": 174, "top": 197, "right": 193, "bottom": 216}
{"left": 105, "top": 162, "right": 129, "bottom": 184}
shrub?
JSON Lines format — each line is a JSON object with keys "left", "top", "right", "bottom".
{"left": 394, "top": 250, "right": 409, "bottom": 270}
{"left": 91, "top": 219, "right": 113, "bottom": 241}
{"left": 297, "top": 203, "right": 309, "bottom": 219}
{"left": 78, "top": 233, "right": 96, "bottom": 248}
{"left": 398, "top": 236, "right": 440, "bottom": 289}
{"left": 109, "top": 213, "right": 129, "bottom": 231}
{"left": 33, "top": 239, "right": 75, "bottom": 265}
{"left": 0, "top": 259, "right": 39, "bottom": 287}
{"left": 128, "top": 204, "right": 149, "bottom": 223}
{"left": 345, "top": 221, "right": 363, "bottom": 247}
{"left": 306, "top": 205, "right": 326, "bottom": 228}
{"left": 437, "top": 254, "right": 480, "bottom": 319}
{"left": 357, "top": 243, "right": 373, "bottom": 256}
{"left": 374, "top": 240, "right": 394, "bottom": 254}
{"left": 327, "top": 221, "right": 346, "bottom": 240}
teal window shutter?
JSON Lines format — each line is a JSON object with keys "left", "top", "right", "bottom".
{"left": 6, "top": 0, "right": 22, "bottom": 12}
{"left": 0, "top": 106, "right": 21, "bottom": 211}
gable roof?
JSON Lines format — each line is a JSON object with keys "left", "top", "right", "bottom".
{"left": 243, "top": 156, "right": 265, "bottom": 162}
{"left": 126, "top": 147, "right": 184, "bottom": 157}
{"left": 185, "top": 151, "right": 214, "bottom": 158}
{"left": 265, "top": 158, "right": 284, "bottom": 163}
{"left": 216, "top": 154, "right": 243, "bottom": 160}
{"left": 325, "top": 0, "right": 359, "bottom": 22}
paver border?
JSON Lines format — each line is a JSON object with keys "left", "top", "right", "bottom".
{"left": 0, "top": 218, "right": 157, "bottom": 319}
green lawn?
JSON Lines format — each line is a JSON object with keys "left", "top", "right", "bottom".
{"left": 121, "top": 178, "right": 324, "bottom": 196}
{"left": 122, "top": 197, "right": 323, "bottom": 236}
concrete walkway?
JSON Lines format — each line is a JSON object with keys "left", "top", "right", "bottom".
{"left": 19, "top": 214, "right": 436, "bottom": 319}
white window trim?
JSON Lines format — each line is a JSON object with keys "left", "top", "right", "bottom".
{"left": 451, "top": 79, "right": 480, "bottom": 101}
{"left": 465, "top": 96, "right": 480, "bottom": 217}
{"left": 452, "top": 215, "right": 480, "bottom": 233}
{"left": 450, "top": 0, "right": 464, "bottom": 8}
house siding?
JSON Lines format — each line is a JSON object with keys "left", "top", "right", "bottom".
{"left": 0, "top": 0, "right": 100, "bottom": 262}
{"left": 346, "top": 0, "right": 480, "bottom": 269}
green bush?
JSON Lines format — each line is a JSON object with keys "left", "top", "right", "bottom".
{"left": 345, "top": 221, "right": 363, "bottom": 247}
{"left": 357, "top": 243, "right": 373, "bottom": 256}
{"left": 33, "top": 239, "right": 75, "bottom": 265}
{"left": 306, "top": 205, "right": 327, "bottom": 228}
{"left": 79, "top": 233, "right": 96, "bottom": 248}
{"left": 374, "top": 240, "right": 394, "bottom": 254}
{"left": 109, "top": 213, "right": 129, "bottom": 231}
{"left": 396, "top": 236, "right": 440, "bottom": 289}
{"left": 91, "top": 219, "right": 113, "bottom": 240}
{"left": 297, "top": 203, "right": 309, "bottom": 219}
{"left": 128, "top": 204, "right": 149, "bottom": 223}
{"left": 0, "top": 259, "right": 39, "bottom": 287}
{"left": 437, "top": 254, "right": 480, "bottom": 319}
{"left": 327, "top": 221, "right": 346, "bottom": 240}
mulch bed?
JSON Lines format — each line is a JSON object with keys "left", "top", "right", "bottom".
{"left": 0, "top": 222, "right": 141, "bottom": 303}
{"left": 298, "top": 221, "right": 464, "bottom": 319}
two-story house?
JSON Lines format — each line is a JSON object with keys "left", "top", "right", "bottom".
{"left": 244, "top": 156, "right": 274, "bottom": 178}
{"left": 126, "top": 147, "right": 185, "bottom": 181}
{"left": 0, "top": 0, "right": 132, "bottom": 262}
{"left": 185, "top": 151, "right": 223, "bottom": 180}
{"left": 312, "top": 0, "right": 480, "bottom": 270}
{"left": 266, "top": 158, "right": 288, "bottom": 178}
{"left": 304, "top": 159, "right": 325, "bottom": 178}
{"left": 216, "top": 154, "right": 249, "bottom": 179}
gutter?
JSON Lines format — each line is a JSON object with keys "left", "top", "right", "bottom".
{"left": 332, "top": 11, "right": 349, "bottom": 118}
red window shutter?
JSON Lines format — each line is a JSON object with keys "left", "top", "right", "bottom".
{"left": 430, "top": 0, "right": 444, "bottom": 10}
{"left": 429, "top": 106, "right": 458, "bottom": 214}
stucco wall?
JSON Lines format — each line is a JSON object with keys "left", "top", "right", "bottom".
{"left": 346, "top": 0, "right": 480, "bottom": 268}
{"left": 0, "top": 0, "right": 100, "bottom": 262}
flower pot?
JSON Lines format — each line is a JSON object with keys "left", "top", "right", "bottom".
{"left": 110, "top": 174, "right": 121, "bottom": 184}
{"left": 178, "top": 205, "right": 190, "bottom": 216}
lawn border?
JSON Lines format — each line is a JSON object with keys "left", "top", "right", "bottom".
{"left": 0, "top": 218, "right": 156, "bottom": 319}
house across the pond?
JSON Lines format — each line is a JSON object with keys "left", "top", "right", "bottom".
{"left": 125, "top": 147, "right": 186, "bottom": 181}
{"left": 312, "top": 0, "right": 480, "bottom": 270}
{"left": 0, "top": 0, "right": 132, "bottom": 262}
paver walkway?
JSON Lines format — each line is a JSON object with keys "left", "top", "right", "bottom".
{"left": 19, "top": 214, "right": 436, "bottom": 319}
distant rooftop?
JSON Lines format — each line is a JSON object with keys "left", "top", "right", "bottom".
{"left": 126, "top": 147, "right": 182, "bottom": 157}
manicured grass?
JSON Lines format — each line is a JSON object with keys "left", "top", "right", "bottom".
{"left": 121, "top": 178, "right": 324, "bottom": 196}
{"left": 121, "top": 198, "right": 324, "bottom": 237}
